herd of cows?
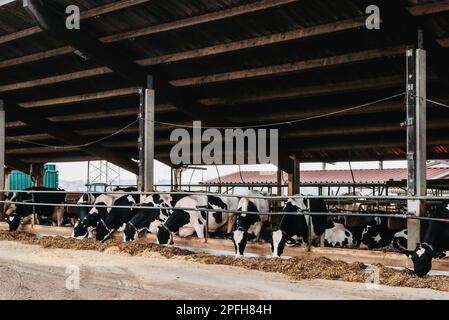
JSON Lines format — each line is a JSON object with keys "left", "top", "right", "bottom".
{"left": 2, "top": 186, "right": 449, "bottom": 277}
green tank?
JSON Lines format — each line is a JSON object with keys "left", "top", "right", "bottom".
{"left": 8, "top": 164, "right": 59, "bottom": 190}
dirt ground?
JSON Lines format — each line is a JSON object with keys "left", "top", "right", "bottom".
{"left": 0, "top": 241, "right": 448, "bottom": 300}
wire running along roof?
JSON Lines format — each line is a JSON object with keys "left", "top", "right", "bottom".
{"left": 0, "top": 0, "right": 448, "bottom": 173}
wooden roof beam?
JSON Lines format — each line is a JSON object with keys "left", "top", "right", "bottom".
{"left": 371, "top": 0, "right": 449, "bottom": 87}
{"left": 201, "top": 75, "right": 407, "bottom": 106}
{"left": 0, "top": 16, "right": 367, "bottom": 71}
{"left": 0, "top": 45, "right": 406, "bottom": 94}
{"left": 0, "top": 0, "right": 150, "bottom": 45}
{"left": 3, "top": 99, "right": 138, "bottom": 174}
{"left": 23, "top": 0, "right": 222, "bottom": 124}
{"left": 407, "top": 0, "right": 449, "bottom": 16}
{"left": 5, "top": 155, "right": 30, "bottom": 173}
{"left": 101, "top": 0, "right": 298, "bottom": 43}
{"left": 172, "top": 45, "right": 406, "bottom": 87}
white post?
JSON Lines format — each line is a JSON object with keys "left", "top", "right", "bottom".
{"left": 144, "top": 87, "right": 155, "bottom": 192}
{"left": 406, "top": 48, "right": 427, "bottom": 250}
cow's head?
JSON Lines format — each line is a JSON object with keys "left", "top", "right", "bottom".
{"left": 123, "top": 222, "right": 139, "bottom": 242}
{"left": 360, "top": 224, "right": 377, "bottom": 245}
{"left": 72, "top": 214, "right": 98, "bottom": 239}
{"left": 72, "top": 194, "right": 95, "bottom": 239}
{"left": 156, "top": 225, "right": 173, "bottom": 245}
{"left": 3, "top": 192, "right": 21, "bottom": 218}
{"left": 95, "top": 216, "right": 115, "bottom": 242}
{"left": 6, "top": 214, "right": 21, "bottom": 232}
{"left": 411, "top": 243, "right": 435, "bottom": 277}
{"left": 123, "top": 195, "right": 168, "bottom": 242}
{"left": 232, "top": 227, "right": 247, "bottom": 257}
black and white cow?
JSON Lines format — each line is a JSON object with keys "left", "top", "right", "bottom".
{"left": 324, "top": 221, "right": 354, "bottom": 248}
{"left": 360, "top": 218, "right": 408, "bottom": 251}
{"left": 271, "top": 197, "right": 354, "bottom": 258}
{"left": 232, "top": 190, "right": 270, "bottom": 257}
{"left": 156, "top": 195, "right": 239, "bottom": 245}
{"left": 94, "top": 193, "right": 139, "bottom": 242}
{"left": 410, "top": 200, "right": 449, "bottom": 277}
{"left": 72, "top": 193, "right": 97, "bottom": 238}
{"left": 123, "top": 194, "right": 179, "bottom": 242}
{"left": 4, "top": 187, "right": 66, "bottom": 231}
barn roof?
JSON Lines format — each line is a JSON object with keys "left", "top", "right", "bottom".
{"left": 1, "top": 0, "right": 449, "bottom": 174}
{"left": 202, "top": 167, "right": 449, "bottom": 185}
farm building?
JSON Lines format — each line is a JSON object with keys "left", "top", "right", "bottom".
{"left": 201, "top": 167, "right": 449, "bottom": 195}
{"left": 0, "top": 0, "right": 449, "bottom": 300}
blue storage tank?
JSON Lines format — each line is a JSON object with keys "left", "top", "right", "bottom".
{"left": 8, "top": 164, "right": 59, "bottom": 190}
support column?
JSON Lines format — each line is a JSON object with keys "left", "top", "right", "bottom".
{"left": 144, "top": 77, "right": 155, "bottom": 192}
{"left": 406, "top": 47, "right": 427, "bottom": 250}
{"left": 0, "top": 100, "right": 4, "bottom": 192}
{"left": 138, "top": 76, "right": 155, "bottom": 192}
{"left": 138, "top": 89, "right": 145, "bottom": 191}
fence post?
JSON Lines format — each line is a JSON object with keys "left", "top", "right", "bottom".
{"left": 406, "top": 46, "right": 427, "bottom": 251}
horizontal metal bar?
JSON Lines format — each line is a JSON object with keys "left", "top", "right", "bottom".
{"left": 1, "top": 200, "right": 449, "bottom": 224}
{"left": 2, "top": 189, "right": 449, "bottom": 201}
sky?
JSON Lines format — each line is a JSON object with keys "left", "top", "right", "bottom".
{"left": 55, "top": 160, "right": 408, "bottom": 187}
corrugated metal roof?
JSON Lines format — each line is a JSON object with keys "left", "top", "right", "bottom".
{"left": 202, "top": 167, "right": 449, "bottom": 184}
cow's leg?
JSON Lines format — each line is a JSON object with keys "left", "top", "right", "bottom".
{"left": 52, "top": 206, "right": 65, "bottom": 226}
{"left": 252, "top": 222, "right": 263, "bottom": 242}
{"left": 320, "top": 234, "right": 325, "bottom": 247}
{"left": 194, "top": 222, "right": 205, "bottom": 239}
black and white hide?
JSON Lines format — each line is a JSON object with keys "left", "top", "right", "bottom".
{"left": 72, "top": 193, "right": 97, "bottom": 238}
{"left": 360, "top": 216, "right": 407, "bottom": 250}
{"left": 232, "top": 190, "right": 270, "bottom": 257}
{"left": 411, "top": 201, "right": 449, "bottom": 277}
{"left": 4, "top": 187, "right": 67, "bottom": 231}
{"left": 271, "top": 197, "right": 354, "bottom": 258}
{"left": 94, "top": 193, "right": 139, "bottom": 242}
{"left": 123, "top": 194, "right": 173, "bottom": 242}
{"left": 156, "top": 195, "right": 238, "bottom": 245}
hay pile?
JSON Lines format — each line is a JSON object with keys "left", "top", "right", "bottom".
{"left": 1, "top": 231, "right": 449, "bottom": 292}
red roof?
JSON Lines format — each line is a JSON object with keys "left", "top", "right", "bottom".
{"left": 202, "top": 168, "right": 449, "bottom": 185}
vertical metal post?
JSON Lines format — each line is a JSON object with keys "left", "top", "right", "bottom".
{"left": 406, "top": 47, "right": 427, "bottom": 250}
{"left": 138, "top": 88, "right": 145, "bottom": 192}
{"left": 144, "top": 76, "right": 155, "bottom": 192}
{"left": 0, "top": 100, "right": 4, "bottom": 193}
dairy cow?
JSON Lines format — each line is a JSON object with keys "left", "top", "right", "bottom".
{"left": 360, "top": 217, "right": 408, "bottom": 251}
{"left": 271, "top": 197, "right": 354, "bottom": 257}
{"left": 157, "top": 195, "right": 238, "bottom": 245}
{"left": 123, "top": 193, "right": 186, "bottom": 242}
{"left": 72, "top": 193, "right": 97, "bottom": 238}
{"left": 72, "top": 193, "right": 122, "bottom": 239}
{"left": 4, "top": 187, "right": 66, "bottom": 231}
{"left": 94, "top": 193, "right": 140, "bottom": 241}
{"left": 410, "top": 200, "right": 449, "bottom": 277}
{"left": 232, "top": 190, "right": 269, "bottom": 257}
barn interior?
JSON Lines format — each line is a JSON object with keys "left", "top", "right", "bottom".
{"left": 0, "top": 0, "right": 448, "bottom": 180}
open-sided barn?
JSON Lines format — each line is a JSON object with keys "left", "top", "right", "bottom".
{"left": 0, "top": 0, "right": 448, "bottom": 176}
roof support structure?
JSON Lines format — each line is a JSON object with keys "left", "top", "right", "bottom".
{"left": 3, "top": 99, "right": 138, "bottom": 174}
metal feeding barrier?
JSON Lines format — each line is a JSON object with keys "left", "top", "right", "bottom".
{"left": 1, "top": 189, "right": 449, "bottom": 258}
{"left": 0, "top": 190, "right": 449, "bottom": 224}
